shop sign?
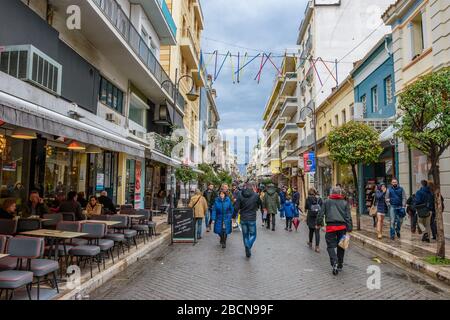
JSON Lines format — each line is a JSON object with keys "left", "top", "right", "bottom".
{"left": 303, "top": 152, "right": 316, "bottom": 173}
{"left": 134, "top": 161, "right": 142, "bottom": 209}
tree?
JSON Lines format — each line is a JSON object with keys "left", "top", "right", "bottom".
{"left": 217, "top": 170, "right": 232, "bottom": 186}
{"left": 197, "top": 163, "right": 220, "bottom": 189}
{"left": 395, "top": 68, "right": 450, "bottom": 259}
{"left": 326, "top": 121, "right": 383, "bottom": 230}
{"left": 175, "top": 165, "right": 197, "bottom": 206}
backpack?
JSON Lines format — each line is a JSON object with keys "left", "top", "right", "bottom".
{"left": 309, "top": 197, "right": 321, "bottom": 214}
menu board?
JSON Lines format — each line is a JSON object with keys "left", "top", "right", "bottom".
{"left": 171, "top": 208, "right": 195, "bottom": 243}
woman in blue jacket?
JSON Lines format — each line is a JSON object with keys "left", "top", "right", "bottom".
{"left": 212, "top": 191, "right": 234, "bottom": 248}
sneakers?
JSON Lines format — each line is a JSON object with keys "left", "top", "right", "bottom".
{"left": 332, "top": 263, "right": 339, "bottom": 276}
{"left": 422, "top": 233, "right": 430, "bottom": 242}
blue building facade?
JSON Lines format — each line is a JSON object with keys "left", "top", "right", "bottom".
{"left": 351, "top": 34, "right": 398, "bottom": 214}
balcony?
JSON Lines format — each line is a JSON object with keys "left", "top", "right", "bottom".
{"left": 181, "top": 27, "right": 201, "bottom": 69}
{"left": 280, "top": 97, "right": 298, "bottom": 118}
{"left": 133, "top": 0, "right": 177, "bottom": 44}
{"left": 281, "top": 149, "right": 298, "bottom": 164}
{"left": 273, "top": 116, "right": 287, "bottom": 130}
{"left": 52, "top": 0, "right": 181, "bottom": 109}
{"left": 280, "top": 123, "right": 298, "bottom": 141}
{"left": 147, "top": 132, "right": 178, "bottom": 158}
{"left": 280, "top": 72, "right": 298, "bottom": 96}
{"left": 193, "top": 0, "right": 205, "bottom": 30}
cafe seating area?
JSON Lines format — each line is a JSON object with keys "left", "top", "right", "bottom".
{"left": 0, "top": 207, "right": 169, "bottom": 300}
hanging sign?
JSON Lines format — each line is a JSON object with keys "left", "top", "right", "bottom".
{"left": 303, "top": 152, "right": 316, "bottom": 173}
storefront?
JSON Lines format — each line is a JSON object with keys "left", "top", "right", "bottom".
{"left": 124, "top": 157, "right": 144, "bottom": 209}
{"left": 86, "top": 151, "right": 119, "bottom": 203}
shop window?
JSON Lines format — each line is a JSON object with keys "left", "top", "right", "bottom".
{"left": 0, "top": 137, "right": 26, "bottom": 206}
{"left": 99, "top": 76, "right": 124, "bottom": 114}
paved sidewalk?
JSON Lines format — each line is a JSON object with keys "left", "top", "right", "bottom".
{"left": 351, "top": 214, "right": 450, "bottom": 285}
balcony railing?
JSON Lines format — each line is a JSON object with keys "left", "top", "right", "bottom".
{"left": 182, "top": 27, "right": 200, "bottom": 61}
{"left": 281, "top": 123, "right": 298, "bottom": 138}
{"left": 157, "top": 0, "right": 177, "bottom": 38}
{"left": 92, "top": 0, "right": 183, "bottom": 110}
{"left": 147, "top": 132, "right": 177, "bottom": 157}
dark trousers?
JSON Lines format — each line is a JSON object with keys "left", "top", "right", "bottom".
{"left": 325, "top": 230, "right": 346, "bottom": 266}
{"left": 285, "top": 218, "right": 293, "bottom": 229}
{"left": 219, "top": 231, "right": 227, "bottom": 244}
{"left": 309, "top": 227, "right": 320, "bottom": 246}
{"left": 411, "top": 212, "right": 419, "bottom": 232}
{"left": 431, "top": 211, "right": 437, "bottom": 238}
{"left": 266, "top": 213, "right": 276, "bottom": 230}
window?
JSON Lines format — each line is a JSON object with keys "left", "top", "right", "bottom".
{"left": 334, "top": 115, "right": 339, "bottom": 126}
{"left": 409, "top": 10, "right": 427, "bottom": 60}
{"left": 129, "top": 93, "right": 149, "bottom": 128}
{"left": 328, "top": 119, "right": 332, "bottom": 129}
{"left": 324, "top": 123, "right": 327, "bottom": 133}
{"left": 342, "top": 110, "right": 347, "bottom": 124}
{"left": 361, "top": 94, "right": 367, "bottom": 115}
{"left": 99, "top": 76, "right": 124, "bottom": 113}
{"left": 385, "top": 76, "right": 393, "bottom": 104}
{"left": 350, "top": 103, "right": 354, "bottom": 118}
{"left": 371, "top": 86, "right": 378, "bottom": 113}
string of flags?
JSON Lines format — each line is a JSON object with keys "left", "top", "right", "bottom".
{"left": 198, "top": 50, "right": 339, "bottom": 85}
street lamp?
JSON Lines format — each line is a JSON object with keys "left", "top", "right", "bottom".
{"left": 160, "top": 69, "right": 199, "bottom": 212}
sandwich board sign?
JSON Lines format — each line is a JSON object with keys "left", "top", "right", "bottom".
{"left": 171, "top": 208, "right": 196, "bottom": 244}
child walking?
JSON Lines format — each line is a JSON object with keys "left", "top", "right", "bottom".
{"left": 284, "top": 196, "right": 296, "bottom": 232}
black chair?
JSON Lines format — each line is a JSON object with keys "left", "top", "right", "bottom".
{"left": 17, "top": 219, "right": 41, "bottom": 233}
{"left": 0, "top": 219, "right": 18, "bottom": 236}
{"left": 132, "top": 210, "right": 151, "bottom": 243}
{"left": 61, "top": 212, "right": 75, "bottom": 221}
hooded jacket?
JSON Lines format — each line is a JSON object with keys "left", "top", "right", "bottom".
{"left": 234, "top": 188, "right": 262, "bottom": 222}
{"left": 212, "top": 196, "right": 234, "bottom": 235}
{"left": 316, "top": 194, "right": 353, "bottom": 232}
{"left": 262, "top": 186, "right": 280, "bottom": 214}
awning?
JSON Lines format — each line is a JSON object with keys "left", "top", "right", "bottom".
{"left": 380, "top": 116, "right": 403, "bottom": 142}
{"left": 0, "top": 91, "right": 145, "bottom": 158}
{"left": 145, "top": 148, "right": 182, "bottom": 167}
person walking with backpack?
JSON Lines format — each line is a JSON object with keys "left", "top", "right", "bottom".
{"left": 386, "top": 178, "right": 407, "bottom": 240}
{"left": 316, "top": 186, "right": 353, "bottom": 275}
{"left": 203, "top": 184, "right": 217, "bottom": 232}
{"left": 414, "top": 180, "right": 434, "bottom": 243}
{"left": 305, "top": 188, "right": 322, "bottom": 252}
{"left": 375, "top": 184, "right": 388, "bottom": 240}
{"left": 283, "top": 195, "right": 296, "bottom": 232}
{"left": 234, "top": 183, "right": 262, "bottom": 258}
{"left": 262, "top": 184, "right": 280, "bottom": 231}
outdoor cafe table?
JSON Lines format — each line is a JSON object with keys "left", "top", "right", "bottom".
{"left": 19, "top": 229, "right": 88, "bottom": 263}
{"left": 0, "top": 254, "right": 9, "bottom": 259}
{"left": 80, "top": 220, "right": 121, "bottom": 227}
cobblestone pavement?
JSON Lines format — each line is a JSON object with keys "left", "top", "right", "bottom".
{"left": 91, "top": 221, "right": 450, "bottom": 300}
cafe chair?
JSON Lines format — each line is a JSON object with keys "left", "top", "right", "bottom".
{"left": 0, "top": 219, "right": 18, "bottom": 236}
{"left": 0, "top": 235, "right": 18, "bottom": 271}
{"left": 0, "top": 237, "right": 41, "bottom": 300}
{"left": 42, "top": 213, "right": 63, "bottom": 229}
{"left": 106, "top": 215, "right": 137, "bottom": 253}
{"left": 17, "top": 218, "right": 41, "bottom": 233}
{"left": 0, "top": 235, "right": 7, "bottom": 253}
{"left": 61, "top": 212, "right": 76, "bottom": 221}
{"left": 69, "top": 223, "right": 103, "bottom": 278}
{"left": 18, "top": 237, "right": 59, "bottom": 300}
{"left": 104, "top": 217, "right": 127, "bottom": 259}
{"left": 83, "top": 222, "right": 115, "bottom": 269}
{"left": 132, "top": 210, "right": 151, "bottom": 243}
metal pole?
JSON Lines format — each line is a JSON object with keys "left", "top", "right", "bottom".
{"left": 313, "top": 110, "right": 318, "bottom": 191}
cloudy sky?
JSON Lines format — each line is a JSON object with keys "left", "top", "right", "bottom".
{"left": 201, "top": 0, "right": 308, "bottom": 166}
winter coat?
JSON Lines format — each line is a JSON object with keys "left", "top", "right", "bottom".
{"left": 21, "top": 201, "right": 49, "bottom": 218}
{"left": 414, "top": 186, "right": 434, "bottom": 211}
{"left": 189, "top": 194, "right": 208, "bottom": 219}
{"left": 234, "top": 188, "right": 261, "bottom": 222}
{"left": 203, "top": 189, "right": 217, "bottom": 209}
{"left": 292, "top": 192, "right": 300, "bottom": 206}
{"left": 305, "top": 195, "right": 323, "bottom": 228}
{"left": 316, "top": 195, "right": 353, "bottom": 232}
{"left": 283, "top": 201, "right": 296, "bottom": 219}
{"left": 375, "top": 190, "right": 388, "bottom": 214}
{"left": 212, "top": 196, "right": 234, "bottom": 235}
{"left": 262, "top": 187, "right": 280, "bottom": 215}
{"left": 279, "top": 191, "right": 287, "bottom": 205}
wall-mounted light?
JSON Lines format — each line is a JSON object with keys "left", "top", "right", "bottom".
{"left": 11, "top": 128, "right": 37, "bottom": 140}
{"left": 86, "top": 145, "right": 102, "bottom": 154}
{"left": 68, "top": 141, "right": 86, "bottom": 151}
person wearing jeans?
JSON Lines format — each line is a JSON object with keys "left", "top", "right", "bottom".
{"left": 189, "top": 190, "right": 208, "bottom": 241}
{"left": 316, "top": 186, "right": 353, "bottom": 276}
{"left": 386, "top": 178, "right": 406, "bottom": 240}
{"left": 234, "top": 183, "right": 261, "bottom": 258}
{"left": 203, "top": 184, "right": 217, "bottom": 232}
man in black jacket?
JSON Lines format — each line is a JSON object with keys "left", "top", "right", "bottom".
{"left": 203, "top": 184, "right": 217, "bottom": 232}
{"left": 234, "top": 183, "right": 262, "bottom": 258}
{"left": 98, "top": 191, "right": 117, "bottom": 214}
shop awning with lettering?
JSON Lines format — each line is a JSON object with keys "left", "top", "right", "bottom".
{"left": 0, "top": 91, "right": 146, "bottom": 158}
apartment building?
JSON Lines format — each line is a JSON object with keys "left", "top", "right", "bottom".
{"left": 382, "top": 0, "right": 450, "bottom": 234}
{"left": 0, "top": 0, "right": 184, "bottom": 209}
{"left": 161, "top": 0, "right": 206, "bottom": 164}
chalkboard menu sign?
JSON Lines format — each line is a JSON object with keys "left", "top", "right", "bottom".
{"left": 171, "top": 208, "right": 195, "bottom": 243}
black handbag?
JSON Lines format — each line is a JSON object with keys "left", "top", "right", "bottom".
{"left": 415, "top": 203, "right": 430, "bottom": 218}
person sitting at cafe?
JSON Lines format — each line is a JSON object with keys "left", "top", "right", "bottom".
{"left": 0, "top": 198, "right": 17, "bottom": 219}
{"left": 86, "top": 196, "right": 103, "bottom": 218}
{"left": 77, "top": 191, "right": 88, "bottom": 208}
{"left": 21, "top": 190, "right": 49, "bottom": 218}
{"left": 98, "top": 190, "right": 117, "bottom": 214}
{"left": 58, "top": 191, "right": 84, "bottom": 221}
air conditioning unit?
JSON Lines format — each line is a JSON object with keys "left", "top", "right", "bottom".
{"left": 0, "top": 44, "right": 62, "bottom": 95}
{"left": 105, "top": 113, "right": 121, "bottom": 125}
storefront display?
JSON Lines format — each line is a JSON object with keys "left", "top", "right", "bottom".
{"left": 0, "top": 135, "right": 26, "bottom": 205}
{"left": 87, "top": 151, "right": 118, "bottom": 203}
